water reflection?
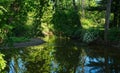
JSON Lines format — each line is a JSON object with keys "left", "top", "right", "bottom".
{"left": 0, "top": 38, "right": 120, "bottom": 73}
{"left": 9, "top": 57, "right": 26, "bottom": 73}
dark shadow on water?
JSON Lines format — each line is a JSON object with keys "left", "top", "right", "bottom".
{"left": 0, "top": 38, "right": 120, "bottom": 73}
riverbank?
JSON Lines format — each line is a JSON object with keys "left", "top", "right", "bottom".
{"left": 1, "top": 37, "right": 120, "bottom": 49}
{"left": 88, "top": 38, "right": 120, "bottom": 48}
{"left": 1, "top": 38, "right": 45, "bottom": 49}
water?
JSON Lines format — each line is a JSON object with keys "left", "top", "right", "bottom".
{"left": 0, "top": 38, "right": 120, "bottom": 73}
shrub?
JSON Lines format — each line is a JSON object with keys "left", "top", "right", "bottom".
{"left": 82, "top": 28, "right": 99, "bottom": 43}
{"left": 0, "top": 53, "right": 6, "bottom": 72}
{"left": 12, "top": 24, "right": 28, "bottom": 37}
{"left": 108, "top": 28, "right": 120, "bottom": 41}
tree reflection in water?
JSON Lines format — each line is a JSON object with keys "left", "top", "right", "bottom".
{"left": 0, "top": 38, "right": 120, "bottom": 73}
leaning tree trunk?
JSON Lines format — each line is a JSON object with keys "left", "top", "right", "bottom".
{"left": 104, "top": 0, "right": 112, "bottom": 43}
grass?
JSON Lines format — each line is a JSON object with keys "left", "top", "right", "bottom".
{"left": 10, "top": 37, "right": 30, "bottom": 43}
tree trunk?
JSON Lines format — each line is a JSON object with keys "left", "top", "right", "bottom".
{"left": 104, "top": 0, "right": 112, "bottom": 42}
{"left": 81, "top": 0, "right": 85, "bottom": 17}
{"left": 72, "top": 0, "right": 77, "bottom": 10}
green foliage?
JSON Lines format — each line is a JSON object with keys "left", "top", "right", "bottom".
{"left": 0, "top": 0, "right": 119, "bottom": 44}
{"left": 12, "top": 24, "right": 28, "bottom": 37}
{"left": 81, "top": 11, "right": 105, "bottom": 29}
{"left": 41, "top": 2, "right": 54, "bottom": 36}
{"left": 0, "top": 29, "right": 4, "bottom": 43}
{"left": 0, "top": 25, "right": 13, "bottom": 44}
{"left": 0, "top": 6, "right": 7, "bottom": 13}
{"left": 0, "top": 0, "right": 51, "bottom": 45}
{"left": 52, "top": 9, "right": 81, "bottom": 38}
{"left": 0, "top": 53, "right": 6, "bottom": 72}
{"left": 108, "top": 28, "right": 120, "bottom": 41}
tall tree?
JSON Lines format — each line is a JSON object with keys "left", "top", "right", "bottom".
{"left": 104, "top": 0, "right": 112, "bottom": 42}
